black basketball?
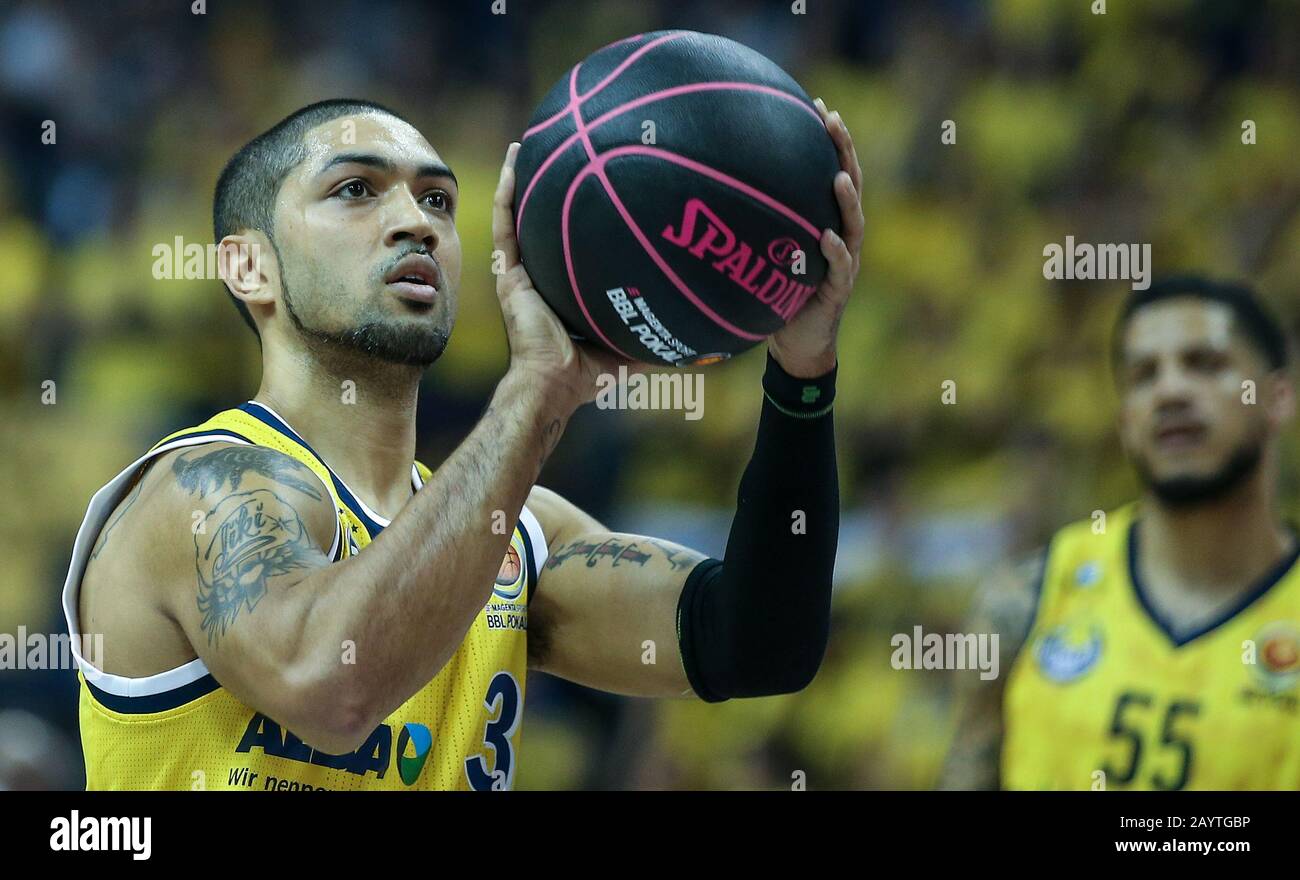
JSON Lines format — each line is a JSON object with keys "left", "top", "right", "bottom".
{"left": 514, "top": 30, "right": 842, "bottom": 367}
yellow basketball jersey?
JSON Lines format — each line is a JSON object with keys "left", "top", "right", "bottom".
{"left": 62, "top": 400, "right": 547, "bottom": 790}
{"left": 1002, "top": 503, "right": 1300, "bottom": 790}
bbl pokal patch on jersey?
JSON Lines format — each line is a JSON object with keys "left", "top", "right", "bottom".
{"left": 493, "top": 531, "right": 526, "bottom": 601}
{"left": 486, "top": 529, "right": 529, "bottom": 634}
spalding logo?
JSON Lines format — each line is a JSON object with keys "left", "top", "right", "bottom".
{"left": 661, "top": 198, "right": 817, "bottom": 322}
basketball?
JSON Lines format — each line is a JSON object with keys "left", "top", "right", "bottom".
{"left": 513, "top": 30, "right": 843, "bottom": 367}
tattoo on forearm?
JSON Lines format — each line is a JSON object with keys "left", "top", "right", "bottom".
{"left": 195, "top": 489, "right": 318, "bottom": 645}
{"left": 174, "top": 446, "right": 323, "bottom": 501}
{"left": 544, "top": 537, "right": 705, "bottom": 572}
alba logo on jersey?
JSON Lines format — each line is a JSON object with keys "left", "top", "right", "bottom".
{"left": 234, "top": 713, "right": 433, "bottom": 785}
{"left": 395, "top": 722, "right": 433, "bottom": 785}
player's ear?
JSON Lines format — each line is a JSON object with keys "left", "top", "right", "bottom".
{"left": 218, "top": 231, "right": 277, "bottom": 306}
{"left": 1266, "top": 370, "right": 1295, "bottom": 427}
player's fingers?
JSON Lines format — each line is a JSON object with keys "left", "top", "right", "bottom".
{"left": 492, "top": 142, "right": 522, "bottom": 271}
{"left": 834, "top": 170, "right": 864, "bottom": 273}
{"left": 494, "top": 252, "right": 534, "bottom": 303}
{"left": 814, "top": 100, "right": 863, "bottom": 218}
{"left": 819, "top": 227, "right": 853, "bottom": 305}
{"left": 829, "top": 110, "right": 863, "bottom": 199}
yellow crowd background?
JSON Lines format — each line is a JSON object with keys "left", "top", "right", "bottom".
{"left": 0, "top": 0, "right": 1297, "bottom": 788}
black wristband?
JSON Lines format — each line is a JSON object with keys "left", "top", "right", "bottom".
{"left": 762, "top": 352, "right": 837, "bottom": 418}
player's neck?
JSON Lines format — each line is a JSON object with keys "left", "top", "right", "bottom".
{"left": 253, "top": 342, "right": 422, "bottom": 521}
{"left": 1141, "top": 467, "right": 1292, "bottom": 595}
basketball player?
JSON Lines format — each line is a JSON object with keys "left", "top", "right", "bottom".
{"left": 940, "top": 277, "right": 1300, "bottom": 790}
{"left": 62, "top": 98, "right": 864, "bottom": 790}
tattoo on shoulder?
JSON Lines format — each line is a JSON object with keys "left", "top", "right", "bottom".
{"left": 90, "top": 473, "right": 146, "bottom": 561}
{"left": 195, "top": 488, "right": 319, "bottom": 645}
{"left": 544, "top": 536, "right": 706, "bottom": 573}
{"left": 174, "top": 446, "right": 323, "bottom": 501}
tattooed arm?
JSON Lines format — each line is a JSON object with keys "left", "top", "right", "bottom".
{"left": 82, "top": 143, "right": 630, "bottom": 752}
{"left": 936, "top": 553, "right": 1044, "bottom": 790}
{"left": 132, "top": 370, "right": 581, "bottom": 754}
{"left": 524, "top": 486, "right": 706, "bottom": 697}
{"left": 524, "top": 358, "right": 843, "bottom": 703}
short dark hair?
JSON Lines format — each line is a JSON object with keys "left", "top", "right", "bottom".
{"left": 1112, "top": 275, "right": 1289, "bottom": 373}
{"left": 213, "top": 99, "right": 410, "bottom": 337}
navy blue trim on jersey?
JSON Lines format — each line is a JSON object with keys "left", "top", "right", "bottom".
{"left": 238, "top": 401, "right": 386, "bottom": 539}
{"left": 1127, "top": 519, "right": 1300, "bottom": 648}
{"left": 153, "top": 427, "right": 255, "bottom": 451}
{"left": 518, "top": 520, "right": 537, "bottom": 606}
{"left": 85, "top": 673, "right": 221, "bottom": 714}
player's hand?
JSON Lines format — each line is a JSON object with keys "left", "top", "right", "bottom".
{"left": 768, "top": 98, "right": 863, "bottom": 379}
{"left": 492, "top": 142, "right": 638, "bottom": 407}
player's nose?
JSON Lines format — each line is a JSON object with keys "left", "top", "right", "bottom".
{"left": 1149, "top": 368, "right": 1200, "bottom": 418}
{"left": 1150, "top": 361, "right": 1198, "bottom": 402}
{"left": 381, "top": 187, "right": 439, "bottom": 250}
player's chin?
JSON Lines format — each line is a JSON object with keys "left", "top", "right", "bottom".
{"left": 1146, "top": 452, "right": 1225, "bottom": 486}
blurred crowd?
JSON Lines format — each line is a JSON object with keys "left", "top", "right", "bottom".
{"left": 0, "top": 0, "right": 1297, "bottom": 789}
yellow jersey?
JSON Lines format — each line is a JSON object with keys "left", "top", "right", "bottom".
{"left": 61, "top": 400, "right": 547, "bottom": 790}
{"left": 1002, "top": 503, "right": 1300, "bottom": 790}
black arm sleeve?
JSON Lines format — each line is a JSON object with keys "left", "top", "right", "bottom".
{"left": 676, "top": 353, "right": 840, "bottom": 702}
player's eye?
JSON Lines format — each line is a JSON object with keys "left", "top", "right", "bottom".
{"left": 1128, "top": 362, "right": 1157, "bottom": 387}
{"left": 422, "top": 189, "right": 453, "bottom": 212}
{"left": 333, "top": 180, "right": 372, "bottom": 199}
{"left": 1185, "top": 349, "right": 1226, "bottom": 374}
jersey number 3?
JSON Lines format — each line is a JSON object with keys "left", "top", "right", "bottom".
{"left": 465, "top": 672, "right": 521, "bottom": 791}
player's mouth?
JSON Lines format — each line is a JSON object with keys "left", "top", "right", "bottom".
{"left": 1154, "top": 418, "right": 1208, "bottom": 450}
{"left": 384, "top": 253, "right": 442, "bottom": 304}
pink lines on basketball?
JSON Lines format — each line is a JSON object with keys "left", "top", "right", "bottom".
{"left": 514, "top": 30, "right": 842, "bottom": 367}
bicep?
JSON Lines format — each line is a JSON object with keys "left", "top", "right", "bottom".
{"left": 153, "top": 445, "right": 340, "bottom": 719}
{"left": 526, "top": 488, "right": 707, "bottom": 697}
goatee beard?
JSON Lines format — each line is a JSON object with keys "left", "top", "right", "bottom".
{"left": 282, "top": 280, "right": 448, "bottom": 367}
{"left": 1135, "top": 441, "right": 1262, "bottom": 508}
